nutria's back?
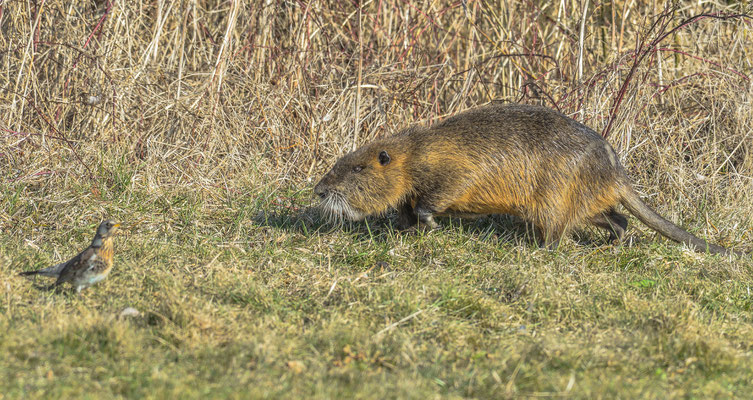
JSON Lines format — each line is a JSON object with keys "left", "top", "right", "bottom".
{"left": 315, "top": 102, "right": 738, "bottom": 255}
{"left": 403, "top": 104, "right": 626, "bottom": 213}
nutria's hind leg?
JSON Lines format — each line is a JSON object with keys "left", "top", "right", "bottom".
{"left": 588, "top": 208, "right": 628, "bottom": 242}
{"left": 607, "top": 209, "right": 628, "bottom": 239}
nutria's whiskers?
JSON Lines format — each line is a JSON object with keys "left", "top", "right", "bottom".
{"left": 319, "top": 191, "right": 364, "bottom": 224}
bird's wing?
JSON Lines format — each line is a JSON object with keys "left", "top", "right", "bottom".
{"left": 19, "top": 247, "right": 88, "bottom": 278}
{"left": 54, "top": 247, "right": 94, "bottom": 285}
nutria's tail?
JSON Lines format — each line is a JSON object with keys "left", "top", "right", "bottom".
{"left": 620, "top": 189, "right": 738, "bottom": 256}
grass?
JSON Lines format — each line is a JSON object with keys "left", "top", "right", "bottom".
{"left": 2, "top": 173, "right": 752, "bottom": 398}
{"left": 2, "top": 1, "right": 753, "bottom": 398}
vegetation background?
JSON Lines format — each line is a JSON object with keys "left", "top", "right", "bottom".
{"left": 1, "top": 0, "right": 752, "bottom": 398}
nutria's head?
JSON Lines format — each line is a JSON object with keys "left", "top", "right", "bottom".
{"left": 314, "top": 140, "right": 411, "bottom": 222}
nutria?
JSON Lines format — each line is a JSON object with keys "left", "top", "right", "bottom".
{"left": 314, "top": 102, "right": 739, "bottom": 255}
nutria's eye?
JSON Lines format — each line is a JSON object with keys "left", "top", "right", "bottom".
{"left": 352, "top": 166, "right": 363, "bottom": 172}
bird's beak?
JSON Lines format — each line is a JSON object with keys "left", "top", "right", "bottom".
{"left": 113, "top": 223, "right": 121, "bottom": 228}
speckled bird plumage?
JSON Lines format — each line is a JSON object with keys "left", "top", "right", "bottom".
{"left": 20, "top": 220, "right": 120, "bottom": 293}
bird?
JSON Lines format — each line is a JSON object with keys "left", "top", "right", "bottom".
{"left": 19, "top": 220, "right": 121, "bottom": 293}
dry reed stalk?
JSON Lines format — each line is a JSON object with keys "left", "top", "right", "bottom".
{"left": 0, "top": 1, "right": 749, "bottom": 234}
{"left": 353, "top": 2, "right": 363, "bottom": 152}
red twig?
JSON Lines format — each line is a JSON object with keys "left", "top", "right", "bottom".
{"left": 601, "top": 9, "right": 753, "bottom": 138}
{"left": 8, "top": 170, "right": 56, "bottom": 183}
{"left": 656, "top": 47, "right": 749, "bottom": 81}
{"left": 0, "top": 126, "right": 66, "bottom": 142}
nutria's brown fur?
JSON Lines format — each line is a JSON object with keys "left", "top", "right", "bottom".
{"left": 314, "top": 102, "right": 739, "bottom": 255}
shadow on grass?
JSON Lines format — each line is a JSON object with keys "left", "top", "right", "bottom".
{"left": 251, "top": 206, "right": 403, "bottom": 244}
{"left": 249, "top": 205, "right": 597, "bottom": 249}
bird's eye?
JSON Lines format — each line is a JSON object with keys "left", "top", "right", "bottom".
{"left": 353, "top": 166, "right": 363, "bottom": 172}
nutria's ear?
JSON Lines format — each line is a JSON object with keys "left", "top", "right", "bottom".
{"left": 378, "top": 150, "right": 391, "bottom": 166}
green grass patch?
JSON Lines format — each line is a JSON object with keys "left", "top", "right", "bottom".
{"left": 2, "top": 172, "right": 752, "bottom": 399}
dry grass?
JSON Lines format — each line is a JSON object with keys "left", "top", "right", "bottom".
{"left": 1, "top": 1, "right": 753, "bottom": 398}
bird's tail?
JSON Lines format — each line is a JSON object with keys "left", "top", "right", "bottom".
{"left": 18, "top": 262, "right": 67, "bottom": 278}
